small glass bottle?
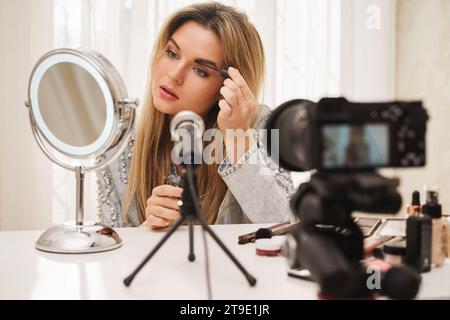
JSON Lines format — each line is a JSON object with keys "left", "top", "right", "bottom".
{"left": 406, "top": 190, "right": 421, "bottom": 217}
{"left": 422, "top": 186, "right": 448, "bottom": 267}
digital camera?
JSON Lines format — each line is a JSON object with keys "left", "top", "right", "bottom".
{"left": 265, "top": 97, "right": 429, "bottom": 172}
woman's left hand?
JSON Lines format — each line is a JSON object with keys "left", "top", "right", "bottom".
{"left": 217, "top": 67, "right": 257, "bottom": 163}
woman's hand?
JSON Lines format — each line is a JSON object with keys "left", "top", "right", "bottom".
{"left": 145, "top": 185, "right": 183, "bottom": 230}
{"left": 217, "top": 67, "right": 257, "bottom": 164}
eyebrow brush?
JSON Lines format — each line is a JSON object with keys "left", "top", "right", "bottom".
{"left": 197, "top": 62, "right": 230, "bottom": 79}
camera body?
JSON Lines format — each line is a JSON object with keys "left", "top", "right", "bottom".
{"left": 266, "top": 97, "right": 428, "bottom": 172}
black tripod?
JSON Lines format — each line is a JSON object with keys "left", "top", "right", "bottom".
{"left": 123, "top": 163, "right": 257, "bottom": 287}
{"left": 289, "top": 171, "right": 420, "bottom": 299}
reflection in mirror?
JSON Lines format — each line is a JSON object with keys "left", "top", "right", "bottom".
{"left": 38, "top": 62, "right": 107, "bottom": 147}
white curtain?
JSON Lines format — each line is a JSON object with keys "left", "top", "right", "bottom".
{"left": 0, "top": 0, "right": 56, "bottom": 230}
{"left": 1, "top": 0, "right": 350, "bottom": 229}
{"left": 52, "top": 0, "right": 342, "bottom": 106}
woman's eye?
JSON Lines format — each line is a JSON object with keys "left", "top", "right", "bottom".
{"left": 194, "top": 67, "right": 209, "bottom": 78}
{"left": 166, "top": 49, "right": 177, "bottom": 60}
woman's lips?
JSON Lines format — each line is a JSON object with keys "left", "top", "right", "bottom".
{"left": 159, "top": 86, "right": 179, "bottom": 101}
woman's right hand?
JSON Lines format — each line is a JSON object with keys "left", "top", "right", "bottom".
{"left": 145, "top": 185, "right": 183, "bottom": 230}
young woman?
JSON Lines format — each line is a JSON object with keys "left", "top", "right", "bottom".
{"left": 96, "top": 2, "right": 294, "bottom": 229}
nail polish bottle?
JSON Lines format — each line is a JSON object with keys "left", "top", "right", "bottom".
{"left": 406, "top": 190, "right": 421, "bottom": 217}
{"left": 422, "top": 186, "right": 448, "bottom": 267}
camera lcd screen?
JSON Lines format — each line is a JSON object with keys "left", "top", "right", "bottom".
{"left": 321, "top": 124, "right": 389, "bottom": 169}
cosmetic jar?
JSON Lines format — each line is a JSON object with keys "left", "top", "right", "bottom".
{"left": 255, "top": 236, "right": 285, "bottom": 256}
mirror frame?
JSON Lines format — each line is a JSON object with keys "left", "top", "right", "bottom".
{"left": 26, "top": 48, "right": 138, "bottom": 171}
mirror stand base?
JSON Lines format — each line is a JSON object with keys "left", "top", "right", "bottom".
{"left": 35, "top": 221, "right": 122, "bottom": 254}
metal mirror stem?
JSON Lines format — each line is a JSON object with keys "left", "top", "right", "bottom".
{"left": 75, "top": 166, "right": 84, "bottom": 226}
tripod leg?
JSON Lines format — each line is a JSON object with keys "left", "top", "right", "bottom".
{"left": 123, "top": 216, "right": 185, "bottom": 287}
{"left": 188, "top": 219, "right": 195, "bottom": 262}
{"left": 199, "top": 219, "right": 257, "bottom": 287}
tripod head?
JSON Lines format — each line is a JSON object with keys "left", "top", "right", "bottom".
{"left": 285, "top": 170, "right": 420, "bottom": 299}
{"left": 291, "top": 171, "right": 402, "bottom": 226}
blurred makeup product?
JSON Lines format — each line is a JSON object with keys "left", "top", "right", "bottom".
{"left": 406, "top": 215, "right": 432, "bottom": 273}
{"left": 377, "top": 219, "right": 406, "bottom": 237}
{"left": 383, "top": 238, "right": 406, "bottom": 267}
{"left": 354, "top": 217, "right": 382, "bottom": 237}
{"left": 239, "top": 217, "right": 382, "bottom": 245}
{"left": 287, "top": 267, "right": 313, "bottom": 281}
{"left": 422, "top": 186, "right": 447, "bottom": 267}
{"left": 165, "top": 164, "right": 183, "bottom": 187}
{"left": 407, "top": 190, "right": 421, "bottom": 216}
{"left": 254, "top": 228, "right": 273, "bottom": 239}
{"left": 446, "top": 215, "right": 450, "bottom": 258}
{"left": 364, "top": 235, "right": 395, "bottom": 258}
{"left": 364, "top": 257, "right": 392, "bottom": 273}
{"left": 255, "top": 237, "right": 284, "bottom": 256}
{"left": 238, "top": 222, "right": 293, "bottom": 244}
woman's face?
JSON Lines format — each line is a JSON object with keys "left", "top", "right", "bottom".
{"left": 152, "top": 21, "right": 225, "bottom": 118}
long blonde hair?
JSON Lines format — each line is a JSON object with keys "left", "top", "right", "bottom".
{"left": 123, "top": 2, "right": 265, "bottom": 225}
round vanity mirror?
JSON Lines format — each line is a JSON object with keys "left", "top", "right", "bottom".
{"left": 26, "top": 48, "right": 139, "bottom": 253}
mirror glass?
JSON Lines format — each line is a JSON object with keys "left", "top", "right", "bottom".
{"left": 38, "top": 62, "right": 107, "bottom": 147}
{"left": 30, "top": 52, "right": 115, "bottom": 158}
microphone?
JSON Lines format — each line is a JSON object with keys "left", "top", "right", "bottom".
{"left": 170, "top": 111, "right": 205, "bottom": 166}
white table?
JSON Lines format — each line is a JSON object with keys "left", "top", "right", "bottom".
{"left": 1, "top": 224, "right": 449, "bottom": 300}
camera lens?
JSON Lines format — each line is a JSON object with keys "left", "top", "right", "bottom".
{"left": 265, "top": 99, "right": 314, "bottom": 171}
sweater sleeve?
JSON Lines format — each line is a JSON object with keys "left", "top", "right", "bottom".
{"left": 217, "top": 105, "right": 296, "bottom": 223}
{"left": 95, "top": 132, "right": 141, "bottom": 227}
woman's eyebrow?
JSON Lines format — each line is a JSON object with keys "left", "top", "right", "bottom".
{"left": 168, "top": 38, "right": 181, "bottom": 50}
{"left": 168, "top": 38, "right": 220, "bottom": 71}
{"left": 194, "top": 59, "right": 219, "bottom": 71}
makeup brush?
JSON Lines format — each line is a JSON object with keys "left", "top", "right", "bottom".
{"left": 254, "top": 223, "right": 299, "bottom": 240}
{"left": 238, "top": 222, "right": 298, "bottom": 244}
{"left": 220, "top": 68, "right": 230, "bottom": 79}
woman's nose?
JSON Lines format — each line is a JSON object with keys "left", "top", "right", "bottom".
{"left": 168, "top": 64, "right": 185, "bottom": 85}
